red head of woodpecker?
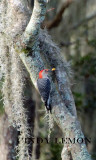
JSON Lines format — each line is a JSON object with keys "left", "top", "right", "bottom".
{"left": 37, "top": 68, "right": 55, "bottom": 113}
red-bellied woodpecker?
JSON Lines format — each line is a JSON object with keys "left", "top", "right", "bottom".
{"left": 37, "top": 68, "right": 55, "bottom": 113}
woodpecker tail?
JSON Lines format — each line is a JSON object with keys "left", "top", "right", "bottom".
{"left": 45, "top": 101, "right": 52, "bottom": 113}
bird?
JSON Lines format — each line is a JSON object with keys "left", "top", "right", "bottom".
{"left": 37, "top": 68, "right": 55, "bottom": 113}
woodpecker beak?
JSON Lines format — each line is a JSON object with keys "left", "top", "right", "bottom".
{"left": 47, "top": 68, "right": 56, "bottom": 73}
{"left": 52, "top": 68, "right": 56, "bottom": 71}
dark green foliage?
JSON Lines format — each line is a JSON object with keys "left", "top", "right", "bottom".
{"left": 72, "top": 40, "right": 96, "bottom": 110}
{"left": 88, "top": 39, "right": 96, "bottom": 49}
{"left": 73, "top": 92, "right": 85, "bottom": 109}
{"left": 50, "top": 143, "right": 63, "bottom": 160}
{"left": 92, "top": 153, "right": 96, "bottom": 160}
{"left": 73, "top": 52, "right": 96, "bottom": 76}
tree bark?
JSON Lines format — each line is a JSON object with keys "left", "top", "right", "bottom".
{"left": 0, "top": 114, "right": 18, "bottom": 160}
{"left": 0, "top": 0, "right": 92, "bottom": 160}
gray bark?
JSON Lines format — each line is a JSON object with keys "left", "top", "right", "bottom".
{"left": 0, "top": 0, "right": 92, "bottom": 160}
{"left": 0, "top": 114, "right": 18, "bottom": 160}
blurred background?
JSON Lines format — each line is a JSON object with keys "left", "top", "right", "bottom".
{"left": 0, "top": 0, "right": 96, "bottom": 159}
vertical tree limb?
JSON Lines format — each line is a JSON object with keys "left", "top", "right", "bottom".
{"left": 16, "top": 0, "right": 92, "bottom": 160}
{"left": 0, "top": 114, "right": 18, "bottom": 160}
{"left": 1, "top": 0, "right": 92, "bottom": 160}
{"left": 39, "top": 29, "right": 77, "bottom": 117}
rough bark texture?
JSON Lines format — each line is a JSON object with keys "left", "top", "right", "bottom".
{"left": 0, "top": 114, "right": 18, "bottom": 160}
{"left": 0, "top": 0, "right": 92, "bottom": 160}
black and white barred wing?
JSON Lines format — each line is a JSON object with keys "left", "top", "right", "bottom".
{"left": 37, "top": 78, "right": 51, "bottom": 103}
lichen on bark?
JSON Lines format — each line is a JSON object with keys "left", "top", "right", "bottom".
{"left": 0, "top": 0, "right": 93, "bottom": 160}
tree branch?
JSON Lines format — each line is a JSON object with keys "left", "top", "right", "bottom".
{"left": 39, "top": 29, "right": 77, "bottom": 117}
{"left": 61, "top": 145, "right": 71, "bottom": 160}
{"left": 22, "top": 0, "right": 47, "bottom": 48}
{"left": 43, "top": 0, "right": 73, "bottom": 29}
{"left": 14, "top": 0, "right": 92, "bottom": 160}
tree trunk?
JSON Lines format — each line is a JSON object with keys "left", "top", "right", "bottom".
{"left": 0, "top": 114, "right": 18, "bottom": 160}
{"left": 0, "top": 0, "right": 92, "bottom": 160}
